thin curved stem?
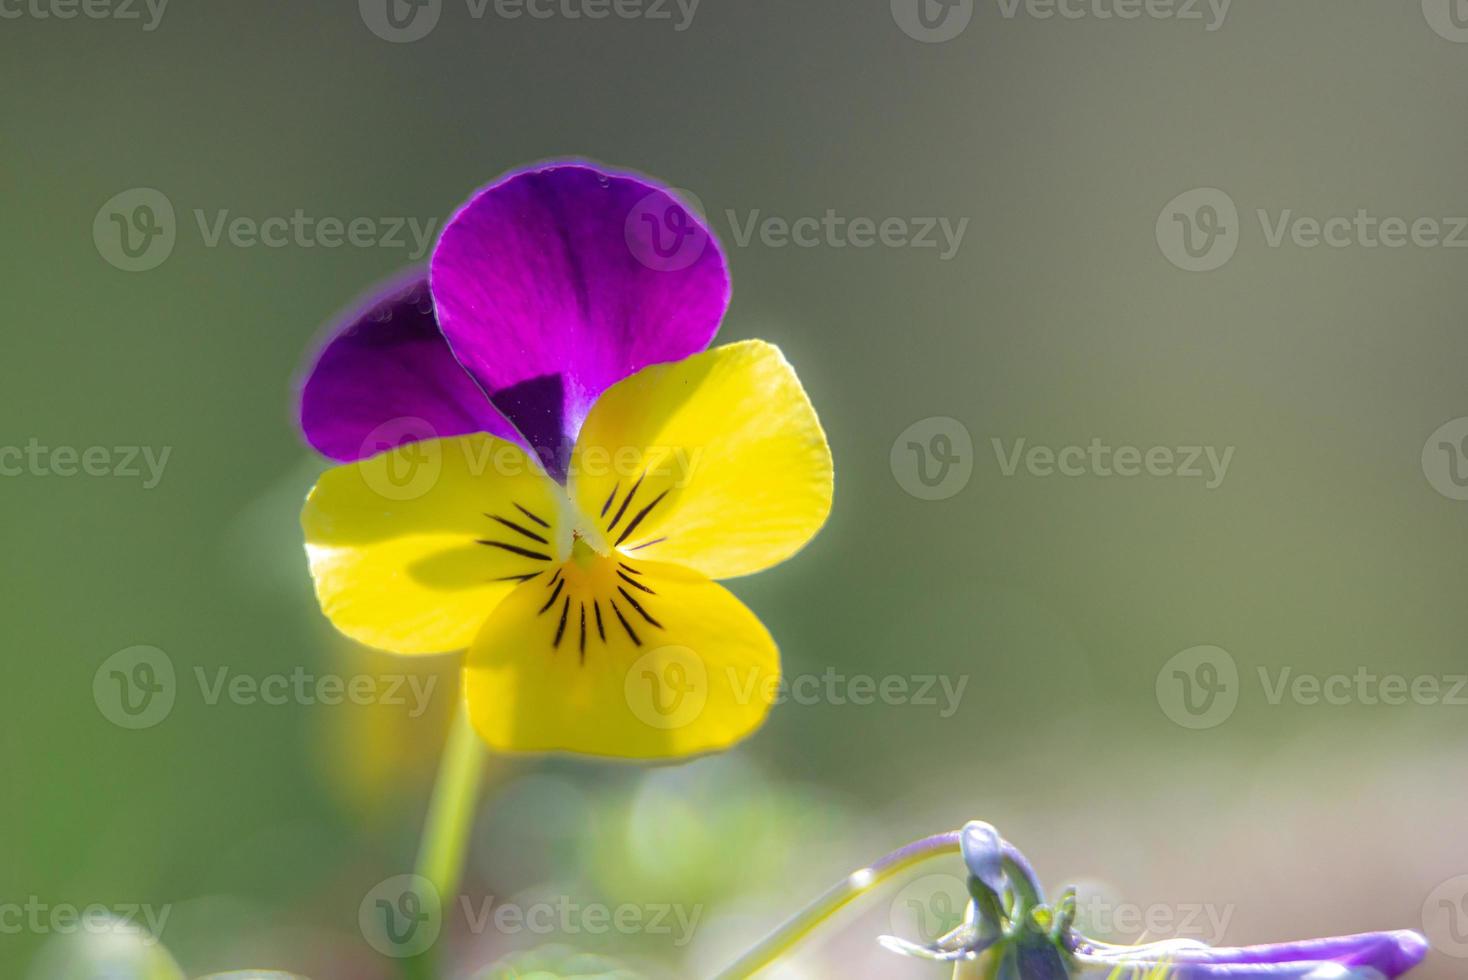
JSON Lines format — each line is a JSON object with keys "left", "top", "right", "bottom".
{"left": 405, "top": 700, "right": 485, "bottom": 980}
{"left": 709, "top": 831, "right": 963, "bottom": 980}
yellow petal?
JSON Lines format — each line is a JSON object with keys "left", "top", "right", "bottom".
{"left": 302, "top": 434, "right": 564, "bottom": 654}
{"left": 568, "top": 340, "right": 833, "bottom": 579}
{"left": 463, "top": 556, "right": 779, "bottom": 758}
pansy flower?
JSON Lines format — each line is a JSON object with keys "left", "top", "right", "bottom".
{"left": 296, "top": 162, "right": 832, "bottom": 759}
{"left": 883, "top": 822, "right": 1429, "bottom": 980}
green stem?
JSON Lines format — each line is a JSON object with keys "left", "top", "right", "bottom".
{"left": 709, "top": 831, "right": 962, "bottom": 980}
{"left": 406, "top": 700, "right": 486, "bottom": 980}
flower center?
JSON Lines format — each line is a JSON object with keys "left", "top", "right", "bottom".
{"left": 475, "top": 486, "right": 669, "bottom": 659}
{"left": 535, "top": 552, "right": 663, "bottom": 659}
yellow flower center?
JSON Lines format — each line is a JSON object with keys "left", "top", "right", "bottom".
{"left": 477, "top": 482, "right": 672, "bottom": 658}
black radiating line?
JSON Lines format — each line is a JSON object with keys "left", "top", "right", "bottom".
{"left": 553, "top": 596, "right": 570, "bottom": 648}
{"left": 614, "top": 489, "right": 669, "bottom": 547}
{"left": 617, "top": 570, "right": 656, "bottom": 594}
{"left": 599, "top": 483, "right": 619, "bottom": 517}
{"left": 609, "top": 597, "right": 641, "bottom": 646}
{"left": 626, "top": 537, "right": 667, "bottom": 551}
{"left": 618, "top": 562, "right": 642, "bottom": 575}
{"left": 492, "top": 572, "right": 540, "bottom": 582}
{"left": 547, "top": 569, "right": 562, "bottom": 588}
{"left": 539, "top": 578, "right": 565, "bottom": 613}
{"left": 578, "top": 603, "right": 587, "bottom": 661}
{"left": 618, "top": 587, "right": 663, "bottom": 628}
{"left": 487, "top": 514, "right": 548, "bottom": 544}
{"left": 593, "top": 599, "right": 606, "bottom": 641}
{"left": 478, "top": 540, "right": 552, "bottom": 562}
{"left": 605, "top": 473, "right": 645, "bottom": 532}
{"left": 514, "top": 503, "right": 550, "bottom": 528}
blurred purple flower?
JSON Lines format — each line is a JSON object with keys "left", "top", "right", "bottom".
{"left": 882, "top": 821, "right": 1429, "bottom": 980}
{"left": 1070, "top": 931, "right": 1429, "bottom": 979}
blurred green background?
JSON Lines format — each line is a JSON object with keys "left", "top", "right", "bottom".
{"left": 4, "top": 0, "right": 1468, "bottom": 977}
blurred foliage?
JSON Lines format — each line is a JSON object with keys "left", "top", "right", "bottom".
{"left": 471, "top": 945, "right": 646, "bottom": 980}
{"left": 25, "top": 919, "right": 185, "bottom": 980}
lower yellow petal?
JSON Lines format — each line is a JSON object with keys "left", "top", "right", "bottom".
{"left": 463, "top": 557, "right": 779, "bottom": 758}
{"left": 302, "top": 434, "right": 564, "bottom": 655}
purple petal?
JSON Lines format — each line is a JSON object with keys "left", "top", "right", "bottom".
{"left": 298, "top": 270, "right": 518, "bottom": 461}
{"left": 1081, "top": 931, "right": 1428, "bottom": 979}
{"left": 429, "top": 161, "right": 729, "bottom": 480}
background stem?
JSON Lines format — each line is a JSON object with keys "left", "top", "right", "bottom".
{"left": 405, "top": 700, "right": 486, "bottom": 980}
{"left": 709, "top": 831, "right": 962, "bottom": 980}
